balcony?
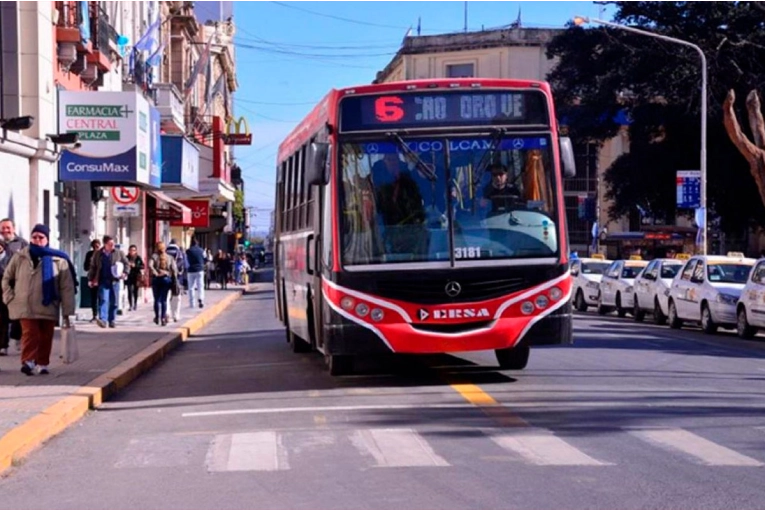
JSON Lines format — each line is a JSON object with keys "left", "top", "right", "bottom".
{"left": 54, "top": 2, "right": 92, "bottom": 52}
{"left": 88, "top": 6, "right": 118, "bottom": 71}
{"left": 154, "top": 83, "right": 186, "bottom": 133}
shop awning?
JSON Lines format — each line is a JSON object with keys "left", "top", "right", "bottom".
{"left": 146, "top": 190, "right": 192, "bottom": 224}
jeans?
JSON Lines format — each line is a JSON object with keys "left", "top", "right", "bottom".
{"left": 89, "top": 286, "right": 99, "bottom": 319}
{"left": 98, "top": 281, "right": 119, "bottom": 323}
{"left": 187, "top": 271, "right": 205, "bottom": 306}
{"left": 0, "top": 300, "right": 9, "bottom": 350}
{"left": 127, "top": 281, "right": 140, "bottom": 309}
{"left": 152, "top": 276, "right": 171, "bottom": 320}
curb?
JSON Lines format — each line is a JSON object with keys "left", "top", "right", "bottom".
{"left": 0, "top": 289, "right": 243, "bottom": 475}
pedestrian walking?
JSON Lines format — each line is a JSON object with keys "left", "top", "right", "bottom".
{"left": 165, "top": 239, "right": 186, "bottom": 322}
{"left": 1, "top": 224, "right": 76, "bottom": 376}
{"left": 149, "top": 242, "right": 178, "bottom": 326}
{"left": 1, "top": 218, "right": 28, "bottom": 351}
{"left": 87, "top": 235, "right": 129, "bottom": 329}
{"left": 185, "top": 237, "right": 206, "bottom": 309}
{"left": 126, "top": 244, "right": 144, "bottom": 311}
{"left": 83, "top": 239, "right": 101, "bottom": 322}
{"left": 0, "top": 242, "right": 10, "bottom": 357}
{"left": 204, "top": 249, "right": 214, "bottom": 290}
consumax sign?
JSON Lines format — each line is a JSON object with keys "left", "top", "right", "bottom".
{"left": 58, "top": 91, "right": 152, "bottom": 184}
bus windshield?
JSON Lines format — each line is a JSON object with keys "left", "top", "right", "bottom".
{"left": 338, "top": 135, "right": 558, "bottom": 266}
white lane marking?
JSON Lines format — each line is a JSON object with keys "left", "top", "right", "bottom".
{"left": 184, "top": 404, "right": 474, "bottom": 417}
{"left": 206, "top": 432, "right": 289, "bottom": 472}
{"left": 488, "top": 429, "right": 610, "bottom": 466}
{"left": 350, "top": 429, "right": 449, "bottom": 467}
{"left": 629, "top": 428, "right": 764, "bottom": 466}
{"left": 183, "top": 400, "right": 765, "bottom": 418}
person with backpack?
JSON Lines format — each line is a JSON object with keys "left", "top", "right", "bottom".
{"left": 165, "top": 239, "right": 186, "bottom": 322}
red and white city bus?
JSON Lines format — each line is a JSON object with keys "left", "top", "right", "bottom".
{"left": 274, "top": 78, "right": 576, "bottom": 375}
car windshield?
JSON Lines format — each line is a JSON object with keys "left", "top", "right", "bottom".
{"left": 621, "top": 266, "right": 643, "bottom": 279}
{"left": 582, "top": 262, "right": 609, "bottom": 275}
{"left": 707, "top": 263, "right": 752, "bottom": 284}
{"left": 661, "top": 264, "right": 682, "bottom": 279}
{"left": 338, "top": 136, "right": 558, "bottom": 265}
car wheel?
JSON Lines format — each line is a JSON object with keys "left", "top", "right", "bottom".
{"left": 701, "top": 303, "right": 718, "bottom": 334}
{"left": 616, "top": 293, "right": 627, "bottom": 318}
{"left": 668, "top": 300, "right": 682, "bottom": 329}
{"left": 737, "top": 307, "right": 756, "bottom": 339}
{"left": 633, "top": 298, "right": 645, "bottom": 322}
{"left": 574, "top": 290, "right": 588, "bottom": 312}
{"left": 653, "top": 298, "right": 667, "bottom": 325}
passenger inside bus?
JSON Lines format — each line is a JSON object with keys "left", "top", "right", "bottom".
{"left": 370, "top": 153, "right": 427, "bottom": 256}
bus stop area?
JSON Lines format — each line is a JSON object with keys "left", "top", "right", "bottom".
{"left": 0, "top": 285, "right": 253, "bottom": 474}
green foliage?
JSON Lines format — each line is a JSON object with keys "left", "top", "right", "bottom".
{"left": 547, "top": 1, "right": 765, "bottom": 232}
{"left": 233, "top": 189, "right": 245, "bottom": 224}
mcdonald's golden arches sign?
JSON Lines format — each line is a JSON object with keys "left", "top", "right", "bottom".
{"left": 224, "top": 116, "right": 252, "bottom": 145}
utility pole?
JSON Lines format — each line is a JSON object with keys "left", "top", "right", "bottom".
{"left": 464, "top": 1, "right": 468, "bottom": 32}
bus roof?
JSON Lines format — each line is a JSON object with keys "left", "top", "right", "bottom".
{"left": 277, "top": 78, "right": 554, "bottom": 163}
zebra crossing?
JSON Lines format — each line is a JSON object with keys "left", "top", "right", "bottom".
{"left": 112, "top": 426, "right": 765, "bottom": 472}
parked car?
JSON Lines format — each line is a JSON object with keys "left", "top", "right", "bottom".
{"left": 598, "top": 257, "right": 649, "bottom": 317}
{"left": 734, "top": 258, "right": 765, "bottom": 338}
{"left": 571, "top": 254, "right": 612, "bottom": 312}
{"left": 631, "top": 258, "right": 685, "bottom": 324}
{"left": 666, "top": 253, "right": 755, "bottom": 333}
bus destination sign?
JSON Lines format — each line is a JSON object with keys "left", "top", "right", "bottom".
{"left": 339, "top": 90, "right": 548, "bottom": 132}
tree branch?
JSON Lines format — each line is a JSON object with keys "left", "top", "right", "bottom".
{"left": 723, "top": 89, "right": 760, "bottom": 163}
{"left": 746, "top": 90, "right": 765, "bottom": 149}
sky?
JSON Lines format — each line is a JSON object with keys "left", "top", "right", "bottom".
{"left": 229, "top": 1, "right": 615, "bottom": 231}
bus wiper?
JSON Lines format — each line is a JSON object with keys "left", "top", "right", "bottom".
{"left": 387, "top": 132, "right": 437, "bottom": 182}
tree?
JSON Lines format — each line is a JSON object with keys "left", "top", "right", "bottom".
{"left": 546, "top": 1, "right": 765, "bottom": 233}
{"left": 233, "top": 189, "right": 245, "bottom": 225}
{"left": 723, "top": 89, "right": 765, "bottom": 209}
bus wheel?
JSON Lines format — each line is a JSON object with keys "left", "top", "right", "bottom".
{"left": 495, "top": 345, "right": 530, "bottom": 370}
{"left": 326, "top": 354, "right": 353, "bottom": 376}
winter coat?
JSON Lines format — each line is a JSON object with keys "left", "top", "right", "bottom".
{"left": 1, "top": 247, "right": 76, "bottom": 321}
{"left": 87, "top": 248, "right": 129, "bottom": 285}
{"left": 149, "top": 252, "right": 178, "bottom": 280}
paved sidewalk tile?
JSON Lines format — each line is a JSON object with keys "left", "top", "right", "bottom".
{"left": 0, "top": 287, "right": 243, "bottom": 442}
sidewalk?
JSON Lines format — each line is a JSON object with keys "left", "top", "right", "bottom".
{"left": 0, "top": 285, "right": 247, "bottom": 474}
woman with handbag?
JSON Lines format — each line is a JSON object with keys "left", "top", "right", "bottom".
{"left": 125, "top": 244, "right": 144, "bottom": 311}
{"left": 148, "top": 241, "right": 177, "bottom": 326}
{"left": 1, "top": 224, "right": 76, "bottom": 376}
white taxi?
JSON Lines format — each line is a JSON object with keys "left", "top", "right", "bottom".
{"left": 733, "top": 258, "right": 765, "bottom": 338}
{"left": 631, "top": 257, "right": 685, "bottom": 324}
{"left": 571, "top": 255, "right": 612, "bottom": 312}
{"left": 598, "top": 257, "right": 649, "bottom": 317}
{"left": 667, "top": 253, "right": 756, "bottom": 333}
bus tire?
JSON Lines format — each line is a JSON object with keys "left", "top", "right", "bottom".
{"left": 326, "top": 354, "right": 353, "bottom": 376}
{"left": 495, "top": 345, "right": 530, "bottom": 370}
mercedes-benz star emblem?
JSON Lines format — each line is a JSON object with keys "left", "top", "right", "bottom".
{"left": 512, "top": 138, "right": 525, "bottom": 149}
{"left": 445, "top": 281, "right": 462, "bottom": 297}
{"left": 367, "top": 143, "right": 379, "bottom": 154}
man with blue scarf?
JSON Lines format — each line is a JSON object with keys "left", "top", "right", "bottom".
{"left": 1, "top": 224, "right": 76, "bottom": 376}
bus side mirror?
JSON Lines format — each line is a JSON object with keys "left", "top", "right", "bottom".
{"left": 560, "top": 137, "right": 576, "bottom": 178}
{"left": 306, "top": 142, "right": 330, "bottom": 185}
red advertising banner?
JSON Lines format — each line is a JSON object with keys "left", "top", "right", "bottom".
{"left": 170, "top": 199, "right": 209, "bottom": 227}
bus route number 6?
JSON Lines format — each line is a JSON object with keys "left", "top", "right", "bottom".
{"left": 375, "top": 96, "right": 404, "bottom": 122}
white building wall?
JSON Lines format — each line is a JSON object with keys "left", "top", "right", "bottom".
{"left": 0, "top": 151, "right": 31, "bottom": 239}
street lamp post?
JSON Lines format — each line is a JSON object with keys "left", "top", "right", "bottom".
{"left": 573, "top": 16, "right": 708, "bottom": 255}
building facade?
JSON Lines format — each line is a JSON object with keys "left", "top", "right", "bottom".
{"left": 374, "top": 28, "right": 630, "bottom": 254}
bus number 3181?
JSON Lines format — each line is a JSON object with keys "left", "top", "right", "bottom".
{"left": 455, "top": 247, "right": 482, "bottom": 259}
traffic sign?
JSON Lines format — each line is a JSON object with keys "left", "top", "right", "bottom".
{"left": 113, "top": 204, "right": 140, "bottom": 217}
{"left": 676, "top": 170, "right": 701, "bottom": 209}
{"left": 111, "top": 186, "right": 139, "bottom": 205}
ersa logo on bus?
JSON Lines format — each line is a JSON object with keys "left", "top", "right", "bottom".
{"left": 417, "top": 307, "right": 491, "bottom": 321}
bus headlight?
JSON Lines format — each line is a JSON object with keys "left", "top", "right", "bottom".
{"left": 340, "top": 296, "right": 355, "bottom": 311}
{"left": 521, "top": 302, "right": 534, "bottom": 315}
{"left": 355, "top": 303, "right": 369, "bottom": 317}
{"left": 535, "top": 295, "right": 549, "bottom": 309}
{"left": 370, "top": 308, "right": 384, "bottom": 322}
{"left": 549, "top": 287, "right": 563, "bottom": 301}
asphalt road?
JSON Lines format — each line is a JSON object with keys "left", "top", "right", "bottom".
{"left": 1, "top": 287, "right": 765, "bottom": 510}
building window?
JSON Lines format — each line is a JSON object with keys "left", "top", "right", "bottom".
{"left": 446, "top": 63, "right": 474, "bottom": 78}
